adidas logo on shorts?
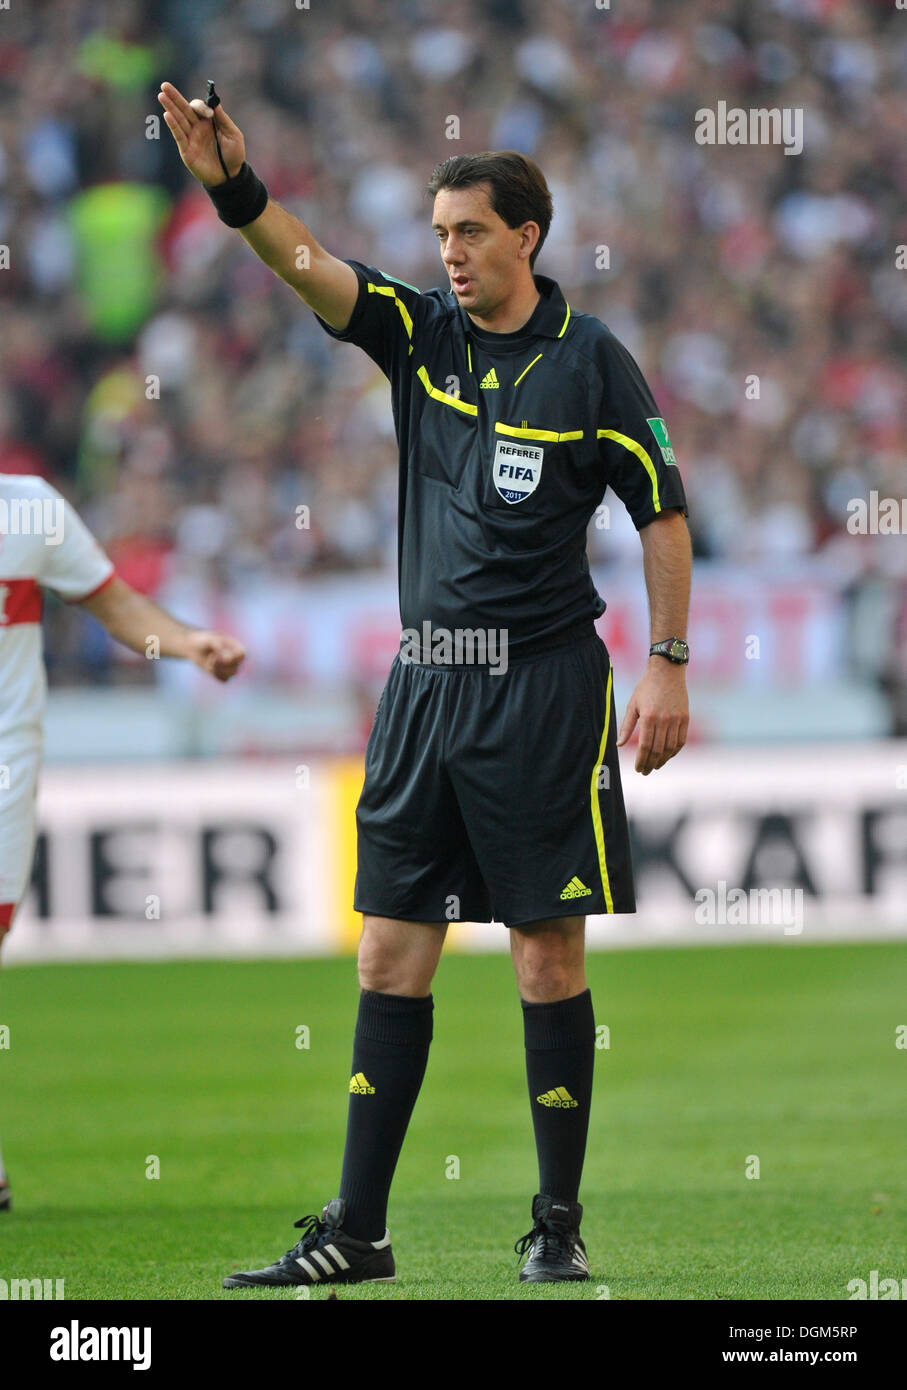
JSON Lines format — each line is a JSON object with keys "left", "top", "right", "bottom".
{"left": 560, "top": 876, "right": 592, "bottom": 900}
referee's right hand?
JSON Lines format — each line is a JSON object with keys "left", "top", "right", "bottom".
{"left": 158, "top": 81, "right": 245, "bottom": 187}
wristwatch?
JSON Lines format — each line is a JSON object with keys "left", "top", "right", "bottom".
{"left": 649, "top": 637, "right": 690, "bottom": 665}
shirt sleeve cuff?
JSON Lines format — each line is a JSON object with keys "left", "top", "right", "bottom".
{"left": 68, "top": 565, "right": 117, "bottom": 604}
{"left": 313, "top": 261, "right": 367, "bottom": 341}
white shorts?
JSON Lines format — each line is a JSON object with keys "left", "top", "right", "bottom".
{"left": 0, "top": 740, "right": 41, "bottom": 915}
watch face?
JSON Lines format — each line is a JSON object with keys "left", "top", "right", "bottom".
{"left": 670, "top": 639, "right": 689, "bottom": 662}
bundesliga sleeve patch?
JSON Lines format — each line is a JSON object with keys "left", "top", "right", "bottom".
{"left": 646, "top": 417, "right": 677, "bottom": 465}
{"left": 377, "top": 268, "right": 420, "bottom": 294}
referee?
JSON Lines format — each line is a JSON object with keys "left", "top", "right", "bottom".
{"left": 160, "top": 82, "right": 691, "bottom": 1287}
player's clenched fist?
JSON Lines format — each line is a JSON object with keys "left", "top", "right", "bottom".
{"left": 157, "top": 81, "right": 245, "bottom": 187}
{"left": 185, "top": 631, "right": 246, "bottom": 682}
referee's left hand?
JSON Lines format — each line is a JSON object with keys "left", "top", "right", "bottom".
{"left": 617, "top": 660, "right": 689, "bottom": 775}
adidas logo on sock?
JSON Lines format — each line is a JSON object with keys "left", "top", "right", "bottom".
{"left": 480, "top": 367, "right": 500, "bottom": 389}
{"left": 536, "top": 1087, "right": 579, "bottom": 1109}
{"left": 349, "top": 1072, "right": 375, "bottom": 1095}
{"left": 559, "top": 876, "right": 591, "bottom": 900}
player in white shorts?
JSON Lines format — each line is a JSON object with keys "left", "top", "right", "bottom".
{"left": 0, "top": 472, "right": 245, "bottom": 1209}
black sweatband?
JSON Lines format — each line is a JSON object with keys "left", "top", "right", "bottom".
{"left": 203, "top": 160, "right": 269, "bottom": 228}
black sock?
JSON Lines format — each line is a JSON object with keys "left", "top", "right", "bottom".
{"left": 338, "top": 989, "right": 433, "bottom": 1241}
{"left": 521, "top": 988, "right": 595, "bottom": 1205}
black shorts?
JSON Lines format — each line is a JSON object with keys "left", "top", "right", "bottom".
{"left": 353, "top": 629, "right": 636, "bottom": 926}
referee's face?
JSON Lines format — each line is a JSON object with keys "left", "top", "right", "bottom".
{"left": 432, "top": 183, "right": 534, "bottom": 322}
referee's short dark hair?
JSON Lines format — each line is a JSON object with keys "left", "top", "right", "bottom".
{"left": 426, "top": 151, "right": 554, "bottom": 270}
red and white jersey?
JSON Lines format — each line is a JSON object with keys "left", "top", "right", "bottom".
{"left": 0, "top": 474, "right": 115, "bottom": 747}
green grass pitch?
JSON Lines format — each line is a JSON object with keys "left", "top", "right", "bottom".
{"left": 0, "top": 942, "right": 904, "bottom": 1300}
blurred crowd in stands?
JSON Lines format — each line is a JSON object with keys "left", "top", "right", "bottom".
{"left": 0, "top": 0, "right": 905, "bottom": 699}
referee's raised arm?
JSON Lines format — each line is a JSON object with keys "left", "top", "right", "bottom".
{"left": 158, "top": 82, "right": 359, "bottom": 332}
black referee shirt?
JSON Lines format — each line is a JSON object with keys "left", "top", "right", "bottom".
{"left": 316, "top": 262, "right": 688, "bottom": 659}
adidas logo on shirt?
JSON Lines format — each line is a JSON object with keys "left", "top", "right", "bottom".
{"left": 560, "top": 876, "right": 592, "bottom": 900}
{"left": 349, "top": 1072, "right": 375, "bottom": 1094}
{"left": 479, "top": 368, "right": 500, "bottom": 389}
{"left": 537, "top": 1087, "right": 579, "bottom": 1109}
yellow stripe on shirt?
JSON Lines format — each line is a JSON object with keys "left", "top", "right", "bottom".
{"left": 597, "top": 429, "right": 661, "bottom": 513}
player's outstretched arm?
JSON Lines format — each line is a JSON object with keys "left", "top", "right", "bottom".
{"left": 617, "top": 509, "right": 691, "bottom": 775}
{"left": 157, "top": 81, "right": 358, "bottom": 331}
{"left": 79, "top": 576, "right": 245, "bottom": 682}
